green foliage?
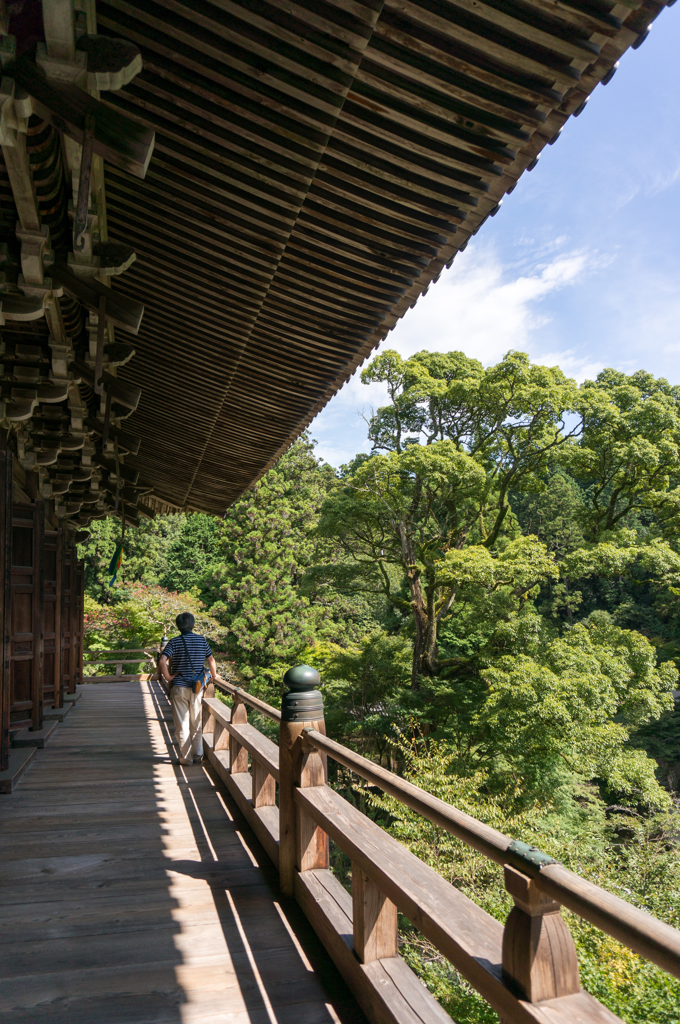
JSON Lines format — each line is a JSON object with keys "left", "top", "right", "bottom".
{"left": 480, "top": 618, "right": 676, "bottom": 807}
{"left": 303, "top": 631, "right": 413, "bottom": 759}
{"left": 365, "top": 742, "right": 680, "bottom": 1024}
{"left": 569, "top": 369, "right": 680, "bottom": 539}
{"left": 78, "top": 352, "right": 680, "bottom": 1024}
{"left": 78, "top": 511, "right": 223, "bottom": 601}
{"left": 84, "top": 585, "right": 227, "bottom": 651}
{"left": 161, "top": 513, "right": 222, "bottom": 593}
{"left": 202, "top": 437, "right": 374, "bottom": 703}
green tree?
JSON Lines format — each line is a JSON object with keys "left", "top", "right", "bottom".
{"left": 570, "top": 369, "right": 680, "bottom": 540}
{"left": 161, "top": 513, "right": 222, "bottom": 593}
{"left": 307, "top": 631, "right": 413, "bottom": 761}
{"left": 78, "top": 514, "right": 182, "bottom": 600}
{"left": 317, "top": 350, "right": 581, "bottom": 686}
{"left": 363, "top": 348, "right": 582, "bottom": 545}
{"left": 203, "top": 437, "right": 346, "bottom": 699}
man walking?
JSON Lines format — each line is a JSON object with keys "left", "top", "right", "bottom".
{"left": 159, "top": 612, "right": 217, "bottom": 766}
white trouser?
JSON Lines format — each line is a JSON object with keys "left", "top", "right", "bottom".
{"left": 170, "top": 685, "right": 203, "bottom": 763}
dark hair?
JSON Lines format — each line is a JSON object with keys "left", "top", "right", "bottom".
{"left": 176, "top": 612, "right": 195, "bottom": 634}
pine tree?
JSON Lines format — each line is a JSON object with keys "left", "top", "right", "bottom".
{"left": 203, "top": 437, "right": 336, "bottom": 699}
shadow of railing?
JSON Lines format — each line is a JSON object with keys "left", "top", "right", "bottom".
{"left": 146, "top": 680, "right": 366, "bottom": 1024}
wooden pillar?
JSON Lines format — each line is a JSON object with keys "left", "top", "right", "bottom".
{"left": 53, "top": 529, "right": 63, "bottom": 709}
{"left": 502, "top": 864, "right": 580, "bottom": 1005}
{"left": 30, "top": 501, "right": 45, "bottom": 730}
{"left": 10, "top": 503, "right": 42, "bottom": 734}
{"left": 41, "top": 528, "right": 59, "bottom": 710}
{"left": 73, "top": 559, "right": 83, "bottom": 688}
{"left": 0, "top": 453, "right": 12, "bottom": 772}
{"left": 67, "top": 535, "right": 77, "bottom": 694}
{"left": 229, "top": 696, "right": 248, "bottom": 774}
{"left": 59, "top": 533, "right": 74, "bottom": 700}
{"left": 278, "top": 665, "right": 327, "bottom": 896}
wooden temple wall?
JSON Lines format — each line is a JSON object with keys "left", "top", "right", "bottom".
{"left": 0, "top": 452, "right": 84, "bottom": 772}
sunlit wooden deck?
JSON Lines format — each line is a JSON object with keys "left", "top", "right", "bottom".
{"left": 0, "top": 681, "right": 365, "bottom": 1024}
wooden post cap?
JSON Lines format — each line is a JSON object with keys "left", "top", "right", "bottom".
{"left": 281, "top": 664, "right": 323, "bottom": 722}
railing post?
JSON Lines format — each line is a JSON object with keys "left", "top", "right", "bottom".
{"left": 279, "top": 665, "right": 327, "bottom": 896}
{"left": 201, "top": 661, "right": 215, "bottom": 737}
{"left": 502, "top": 863, "right": 580, "bottom": 1006}
{"left": 352, "top": 866, "right": 398, "bottom": 962}
{"left": 229, "top": 694, "right": 248, "bottom": 774}
{"left": 202, "top": 697, "right": 214, "bottom": 737}
{"left": 252, "top": 757, "right": 276, "bottom": 808}
{"left": 211, "top": 708, "right": 230, "bottom": 755}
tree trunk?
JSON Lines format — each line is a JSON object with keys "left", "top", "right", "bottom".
{"left": 398, "top": 524, "right": 428, "bottom": 690}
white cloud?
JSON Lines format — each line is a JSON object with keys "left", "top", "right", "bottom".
{"left": 385, "top": 244, "right": 591, "bottom": 366}
{"left": 312, "top": 242, "right": 598, "bottom": 465}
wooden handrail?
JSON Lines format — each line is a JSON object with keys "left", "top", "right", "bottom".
{"left": 83, "top": 648, "right": 153, "bottom": 656}
{"left": 213, "top": 676, "right": 281, "bottom": 722}
{"left": 197, "top": 671, "right": 680, "bottom": 1024}
{"left": 302, "top": 726, "right": 680, "bottom": 981}
{"left": 295, "top": 784, "right": 611, "bottom": 1024}
{"left": 83, "top": 656, "right": 155, "bottom": 664}
{"left": 303, "top": 727, "right": 511, "bottom": 863}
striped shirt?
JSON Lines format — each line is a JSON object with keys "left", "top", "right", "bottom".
{"left": 162, "top": 632, "right": 212, "bottom": 688}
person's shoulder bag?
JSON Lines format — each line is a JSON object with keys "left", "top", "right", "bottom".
{"left": 180, "top": 635, "right": 211, "bottom": 695}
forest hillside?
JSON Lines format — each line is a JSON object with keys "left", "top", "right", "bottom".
{"left": 80, "top": 351, "right": 680, "bottom": 1024}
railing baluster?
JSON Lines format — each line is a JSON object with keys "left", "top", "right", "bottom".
{"left": 212, "top": 713, "right": 230, "bottom": 757}
{"left": 252, "top": 757, "right": 275, "bottom": 808}
{"left": 229, "top": 695, "right": 248, "bottom": 774}
{"left": 502, "top": 864, "right": 580, "bottom": 1004}
{"left": 297, "top": 741, "right": 328, "bottom": 872}
{"left": 352, "top": 865, "right": 398, "bottom": 962}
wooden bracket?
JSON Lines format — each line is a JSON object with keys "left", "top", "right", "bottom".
{"left": 9, "top": 58, "right": 155, "bottom": 179}
{"left": 502, "top": 864, "right": 580, "bottom": 1003}
{"left": 52, "top": 263, "right": 143, "bottom": 335}
{"left": 74, "top": 112, "right": 95, "bottom": 252}
{"left": 229, "top": 698, "right": 248, "bottom": 774}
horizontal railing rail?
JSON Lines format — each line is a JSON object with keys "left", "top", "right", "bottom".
{"left": 213, "top": 676, "right": 281, "bottom": 722}
{"left": 83, "top": 648, "right": 153, "bottom": 657}
{"left": 302, "top": 727, "right": 680, "bottom": 981}
{"left": 83, "top": 648, "right": 157, "bottom": 680}
{"left": 192, "top": 667, "right": 680, "bottom": 1024}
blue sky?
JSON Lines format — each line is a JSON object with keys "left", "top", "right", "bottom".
{"left": 311, "top": 9, "right": 680, "bottom": 467}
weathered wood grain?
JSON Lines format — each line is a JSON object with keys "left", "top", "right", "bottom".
{"left": 0, "top": 680, "right": 364, "bottom": 1024}
{"left": 352, "top": 867, "right": 398, "bottom": 963}
{"left": 295, "top": 784, "right": 624, "bottom": 1024}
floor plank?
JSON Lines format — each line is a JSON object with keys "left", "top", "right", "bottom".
{"left": 0, "top": 680, "right": 366, "bottom": 1024}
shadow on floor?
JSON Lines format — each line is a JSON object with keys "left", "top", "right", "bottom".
{"left": 147, "top": 680, "right": 367, "bottom": 1024}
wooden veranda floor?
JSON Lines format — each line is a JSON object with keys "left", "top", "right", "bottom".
{"left": 0, "top": 681, "right": 366, "bottom": 1024}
